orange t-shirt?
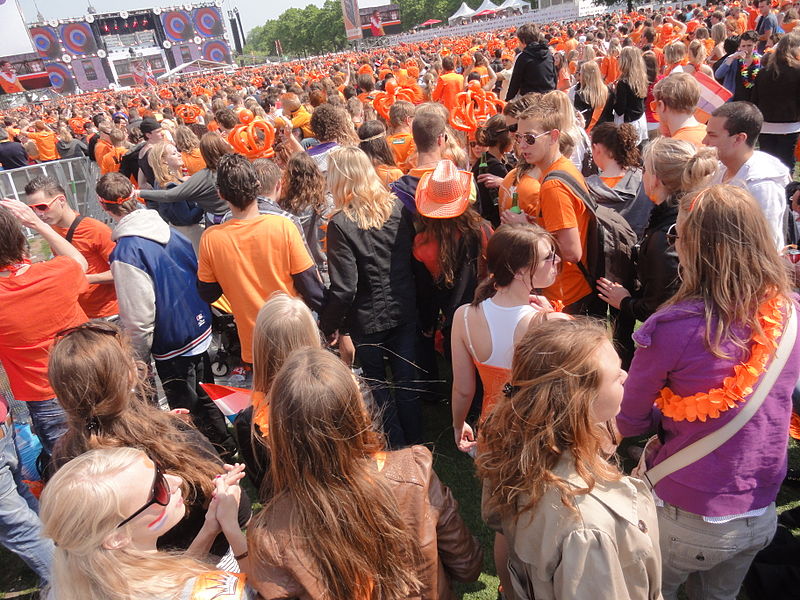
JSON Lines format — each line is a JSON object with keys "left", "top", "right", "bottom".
{"left": 600, "top": 174, "right": 624, "bottom": 188}
{"left": 375, "top": 163, "right": 403, "bottom": 189}
{"left": 432, "top": 72, "right": 465, "bottom": 112}
{"left": 94, "top": 138, "right": 113, "bottom": 165}
{"left": 498, "top": 168, "right": 541, "bottom": 216}
{"left": 181, "top": 148, "right": 207, "bottom": 175}
{"left": 672, "top": 123, "right": 707, "bottom": 147}
{"left": 600, "top": 56, "right": 620, "bottom": 85}
{"left": 537, "top": 156, "right": 592, "bottom": 306}
{"left": 0, "top": 257, "right": 88, "bottom": 401}
{"left": 52, "top": 216, "right": 118, "bottom": 318}
{"left": 100, "top": 147, "right": 127, "bottom": 175}
{"left": 197, "top": 215, "right": 314, "bottom": 363}
{"left": 27, "top": 130, "right": 58, "bottom": 161}
{"left": 386, "top": 132, "right": 415, "bottom": 173}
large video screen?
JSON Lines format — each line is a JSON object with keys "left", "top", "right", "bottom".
{"left": 0, "top": 1, "right": 51, "bottom": 95}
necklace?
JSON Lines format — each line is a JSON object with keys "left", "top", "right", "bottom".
{"left": 656, "top": 296, "right": 785, "bottom": 422}
{"left": 740, "top": 54, "right": 761, "bottom": 89}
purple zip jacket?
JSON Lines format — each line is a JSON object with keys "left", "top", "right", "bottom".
{"left": 618, "top": 297, "right": 800, "bottom": 517}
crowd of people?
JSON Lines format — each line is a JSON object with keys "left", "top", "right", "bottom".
{"left": 2, "top": 0, "right": 800, "bottom": 598}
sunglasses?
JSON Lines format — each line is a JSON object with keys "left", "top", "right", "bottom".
{"left": 515, "top": 130, "right": 553, "bottom": 146}
{"left": 665, "top": 223, "right": 679, "bottom": 246}
{"left": 118, "top": 463, "right": 170, "bottom": 528}
{"left": 55, "top": 321, "right": 120, "bottom": 340}
{"left": 30, "top": 194, "right": 64, "bottom": 212}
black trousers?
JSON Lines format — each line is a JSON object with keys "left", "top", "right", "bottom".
{"left": 155, "top": 351, "right": 236, "bottom": 461}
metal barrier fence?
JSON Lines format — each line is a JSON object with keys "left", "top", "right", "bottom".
{"left": 0, "top": 157, "right": 110, "bottom": 225}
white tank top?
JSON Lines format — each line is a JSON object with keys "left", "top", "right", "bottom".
{"left": 467, "top": 298, "right": 538, "bottom": 369}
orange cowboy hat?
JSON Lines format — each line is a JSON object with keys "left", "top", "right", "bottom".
{"left": 415, "top": 160, "right": 473, "bottom": 219}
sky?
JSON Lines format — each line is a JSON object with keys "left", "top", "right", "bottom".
{"left": 16, "top": 0, "right": 327, "bottom": 36}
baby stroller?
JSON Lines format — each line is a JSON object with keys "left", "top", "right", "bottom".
{"left": 210, "top": 306, "right": 242, "bottom": 378}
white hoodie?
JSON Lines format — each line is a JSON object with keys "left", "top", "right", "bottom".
{"left": 714, "top": 150, "right": 790, "bottom": 250}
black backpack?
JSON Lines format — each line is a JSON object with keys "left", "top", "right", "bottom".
{"left": 542, "top": 170, "right": 637, "bottom": 292}
{"left": 119, "top": 142, "right": 144, "bottom": 181}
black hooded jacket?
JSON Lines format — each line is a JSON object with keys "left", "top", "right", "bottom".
{"left": 506, "top": 43, "right": 556, "bottom": 99}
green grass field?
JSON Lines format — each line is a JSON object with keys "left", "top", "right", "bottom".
{"left": 2, "top": 395, "right": 799, "bottom": 599}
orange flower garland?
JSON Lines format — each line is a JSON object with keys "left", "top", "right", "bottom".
{"left": 655, "top": 297, "right": 787, "bottom": 423}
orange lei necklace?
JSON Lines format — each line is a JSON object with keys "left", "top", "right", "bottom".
{"left": 655, "top": 297, "right": 786, "bottom": 423}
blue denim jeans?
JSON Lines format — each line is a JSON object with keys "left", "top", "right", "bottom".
{"left": 26, "top": 398, "right": 68, "bottom": 456}
{"left": 0, "top": 417, "right": 53, "bottom": 580}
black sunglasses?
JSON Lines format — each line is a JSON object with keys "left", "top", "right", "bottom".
{"left": 665, "top": 223, "right": 679, "bottom": 246}
{"left": 515, "top": 130, "right": 553, "bottom": 146}
{"left": 117, "top": 463, "right": 170, "bottom": 528}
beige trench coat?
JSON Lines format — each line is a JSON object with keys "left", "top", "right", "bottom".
{"left": 487, "top": 455, "right": 663, "bottom": 600}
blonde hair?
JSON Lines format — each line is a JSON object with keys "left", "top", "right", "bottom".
{"left": 521, "top": 91, "right": 577, "bottom": 157}
{"left": 664, "top": 41, "right": 688, "bottom": 65}
{"left": 688, "top": 39, "right": 707, "bottom": 66}
{"left": 669, "top": 185, "right": 791, "bottom": 357}
{"left": 643, "top": 137, "right": 717, "bottom": 195}
{"left": 579, "top": 61, "right": 609, "bottom": 110}
{"left": 252, "top": 293, "right": 321, "bottom": 397}
{"left": 477, "top": 318, "right": 620, "bottom": 518}
{"left": 327, "top": 146, "right": 396, "bottom": 230}
{"left": 40, "top": 448, "right": 208, "bottom": 600}
{"left": 711, "top": 22, "right": 727, "bottom": 44}
{"left": 652, "top": 72, "right": 700, "bottom": 113}
{"left": 147, "top": 141, "right": 182, "bottom": 188}
{"left": 618, "top": 46, "right": 649, "bottom": 98}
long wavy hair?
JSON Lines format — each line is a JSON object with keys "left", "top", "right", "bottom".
{"left": 618, "top": 46, "right": 649, "bottom": 98}
{"left": 40, "top": 448, "right": 209, "bottom": 600}
{"left": 248, "top": 348, "right": 423, "bottom": 600}
{"left": 48, "top": 323, "right": 221, "bottom": 502}
{"left": 279, "top": 151, "right": 327, "bottom": 215}
{"left": 476, "top": 318, "right": 620, "bottom": 518}
{"left": 416, "top": 206, "right": 486, "bottom": 287}
{"left": 579, "top": 61, "right": 609, "bottom": 110}
{"left": 327, "top": 146, "right": 397, "bottom": 230}
{"left": 147, "top": 141, "right": 182, "bottom": 188}
{"left": 668, "top": 184, "right": 792, "bottom": 358}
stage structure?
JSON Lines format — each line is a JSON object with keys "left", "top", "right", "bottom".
{"left": 26, "top": 1, "right": 233, "bottom": 94}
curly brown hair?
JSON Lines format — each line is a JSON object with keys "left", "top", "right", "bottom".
{"left": 279, "top": 151, "right": 327, "bottom": 215}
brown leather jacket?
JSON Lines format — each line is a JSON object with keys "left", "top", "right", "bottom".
{"left": 247, "top": 445, "right": 483, "bottom": 599}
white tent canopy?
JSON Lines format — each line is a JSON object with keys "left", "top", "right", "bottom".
{"left": 473, "top": 0, "right": 501, "bottom": 13}
{"left": 498, "top": 0, "right": 530, "bottom": 10}
{"left": 157, "top": 59, "right": 231, "bottom": 81}
{"left": 448, "top": 2, "right": 476, "bottom": 24}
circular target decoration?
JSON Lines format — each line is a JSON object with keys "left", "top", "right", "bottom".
{"left": 30, "top": 26, "right": 61, "bottom": 58}
{"left": 60, "top": 22, "right": 97, "bottom": 55}
{"left": 46, "top": 62, "right": 76, "bottom": 94}
{"left": 202, "top": 39, "right": 230, "bottom": 64}
{"left": 193, "top": 7, "right": 223, "bottom": 37}
{"left": 161, "top": 11, "right": 194, "bottom": 42}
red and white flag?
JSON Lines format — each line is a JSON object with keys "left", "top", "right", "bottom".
{"left": 692, "top": 71, "right": 732, "bottom": 124}
{"left": 200, "top": 383, "right": 252, "bottom": 422}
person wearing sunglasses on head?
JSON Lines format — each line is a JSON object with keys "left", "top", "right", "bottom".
{"left": 40, "top": 447, "right": 254, "bottom": 600}
{"left": 596, "top": 138, "right": 717, "bottom": 364}
{"left": 47, "top": 321, "right": 252, "bottom": 556}
{"left": 23, "top": 175, "right": 118, "bottom": 321}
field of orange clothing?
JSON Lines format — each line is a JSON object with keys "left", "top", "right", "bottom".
{"left": 100, "top": 146, "right": 127, "bottom": 174}
{"left": 26, "top": 130, "right": 58, "bottom": 161}
{"left": 432, "top": 71, "right": 464, "bottom": 112}
{"left": 181, "top": 148, "right": 207, "bottom": 175}
{"left": 498, "top": 169, "right": 541, "bottom": 216}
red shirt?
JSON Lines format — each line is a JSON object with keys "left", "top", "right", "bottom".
{"left": 53, "top": 216, "right": 118, "bottom": 318}
{"left": 0, "top": 257, "right": 88, "bottom": 402}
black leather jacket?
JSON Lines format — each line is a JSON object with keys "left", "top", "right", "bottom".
{"left": 320, "top": 199, "right": 421, "bottom": 337}
{"left": 619, "top": 197, "right": 680, "bottom": 322}
{"left": 506, "top": 42, "right": 556, "bottom": 99}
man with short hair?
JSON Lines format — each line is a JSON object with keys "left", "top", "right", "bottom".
{"left": 97, "top": 172, "right": 235, "bottom": 459}
{"left": 22, "top": 121, "right": 58, "bottom": 162}
{"left": 386, "top": 101, "right": 416, "bottom": 173}
{"left": 714, "top": 30, "right": 759, "bottom": 100}
{"left": 432, "top": 56, "right": 464, "bottom": 112}
{"left": 652, "top": 72, "right": 707, "bottom": 146}
{"left": 390, "top": 111, "right": 447, "bottom": 213}
{"left": 24, "top": 176, "right": 117, "bottom": 319}
{"left": 197, "top": 154, "right": 322, "bottom": 370}
{"left": 0, "top": 126, "right": 28, "bottom": 170}
{"left": 704, "top": 101, "right": 790, "bottom": 249}
{"left": 755, "top": 0, "right": 778, "bottom": 52}
{"left": 279, "top": 93, "right": 314, "bottom": 140}
{"left": 506, "top": 23, "right": 556, "bottom": 99}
